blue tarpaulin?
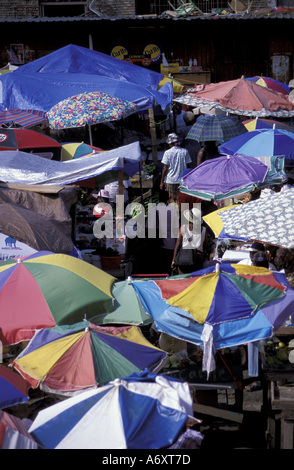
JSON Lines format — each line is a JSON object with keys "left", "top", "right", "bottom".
{"left": 14, "top": 44, "right": 163, "bottom": 89}
{"left": 0, "top": 45, "right": 173, "bottom": 113}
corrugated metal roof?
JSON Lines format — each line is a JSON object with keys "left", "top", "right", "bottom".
{"left": 0, "top": 10, "right": 293, "bottom": 23}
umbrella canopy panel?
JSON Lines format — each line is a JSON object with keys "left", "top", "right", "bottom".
{"left": 0, "top": 365, "right": 30, "bottom": 409}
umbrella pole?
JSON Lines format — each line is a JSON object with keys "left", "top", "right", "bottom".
{"left": 139, "top": 161, "right": 144, "bottom": 205}
{"left": 88, "top": 124, "right": 93, "bottom": 146}
{"left": 148, "top": 108, "right": 158, "bottom": 166}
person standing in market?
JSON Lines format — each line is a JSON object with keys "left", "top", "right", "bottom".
{"left": 197, "top": 141, "right": 221, "bottom": 166}
{"left": 160, "top": 133, "right": 192, "bottom": 204}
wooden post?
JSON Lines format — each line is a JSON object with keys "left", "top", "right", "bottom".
{"left": 148, "top": 108, "right": 158, "bottom": 166}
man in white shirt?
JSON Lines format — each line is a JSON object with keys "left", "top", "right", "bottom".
{"left": 160, "top": 133, "right": 192, "bottom": 204}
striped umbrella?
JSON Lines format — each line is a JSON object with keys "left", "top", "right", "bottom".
{"left": 0, "top": 108, "right": 46, "bottom": 128}
{"left": 132, "top": 264, "right": 294, "bottom": 374}
{"left": 243, "top": 117, "right": 294, "bottom": 133}
{"left": 246, "top": 76, "right": 290, "bottom": 95}
{"left": 0, "top": 252, "right": 115, "bottom": 346}
{"left": 61, "top": 142, "right": 103, "bottom": 161}
{"left": 12, "top": 321, "right": 167, "bottom": 395}
{"left": 186, "top": 114, "right": 247, "bottom": 143}
{"left": 28, "top": 370, "right": 198, "bottom": 449}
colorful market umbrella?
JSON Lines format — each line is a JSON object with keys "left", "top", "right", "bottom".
{"left": 0, "top": 251, "right": 115, "bottom": 346}
{"left": 186, "top": 114, "right": 247, "bottom": 143}
{"left": 131, "top": 264, "right": 294, "bottom": 374}
{"left": 0, "top": 108, "right": 46, "bottom": 128}
{"left": 180, "top": 153, "right": 269, "bottom": 201}
{"left": 92, "top": 279, "right": 152, "bottom": 326}
{"left": 246, "top": 76, "right": 290, "bottom": 95}
{"left": 28, "top": 370, "right": 199, "bottom": 449}
{"left": 0, "top": 365, "right": 30, "bottom": 409}
{"left": 0, "top": 410, "right": 40, "bottom": 449}
{"left": 47, "top": 91, "right": 139, "bottom": 130}
{"left": 173, "top": 78, "right": 294, "bottom": 118}
{"left": 61, "top": 142, "right": 95, "bottom": 161}
{"left": 219, "top": 128, "right": 294, "bottom": 166}
{"left": 12, "top": 321, "right": 167, "bottom": 395}
{"left": 216, "top": 186, "right": 294, "bottom": 249}
{"left": 242, "top": 117, "right": 294, "bottom": 133}
{"left": 0, "top": 128, "right": 61, "bottom": 157}
{"left": 61, "top": 142, "right": 103, "bottom": 161}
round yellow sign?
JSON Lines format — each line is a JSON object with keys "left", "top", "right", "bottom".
{"left": 111, "top": 46, "right": 128, "bottom": 60}
{"left": 143, "top": 44, "right": 161, "bottom": 61}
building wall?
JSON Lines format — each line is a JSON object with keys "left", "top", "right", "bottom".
{"left": 0, "top": 0, "right": 39, "bottom": 18}
{"left": 0, "top": 15, "right": 293, "bottom": 82}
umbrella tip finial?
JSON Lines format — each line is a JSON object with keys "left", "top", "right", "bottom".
{"left": 127, "top": 276, "right": 132, "bottom": 284}
{"left": 17, "top": 258, "right": 21, "bottom": 263}
{"left": 216, "top": 263, "right": 220, "bottom": 273}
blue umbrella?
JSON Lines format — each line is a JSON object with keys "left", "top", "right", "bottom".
{"left": 29, "top": 370, "right": 199, "bottom": 449}
{"left": 219, "top": 128, "right": 294, "bottom": 165}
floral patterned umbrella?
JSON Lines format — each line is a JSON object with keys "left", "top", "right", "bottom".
{"left": 47, "top": 91, "right": 138, "bottom": 130}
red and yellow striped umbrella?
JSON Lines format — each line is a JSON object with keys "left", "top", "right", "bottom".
{"left": 0, "top": 252, "right": 115, "bottom": 346}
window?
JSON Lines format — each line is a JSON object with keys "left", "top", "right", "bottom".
{"left": 39, "top": 1, "right": 89, "bottom": 17}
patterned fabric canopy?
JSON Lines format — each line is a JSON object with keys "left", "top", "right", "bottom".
{"left": 186, "top": 114, "right": 247, "bottom": 143}
{"left": 218, "top": 187, "right": 294, "bottom": 248}
{"left": 47, "top": 91, "right": 138, "bottom": 129}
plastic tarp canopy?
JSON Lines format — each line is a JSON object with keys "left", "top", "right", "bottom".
{"left": 0, "top": 141, "right": 142, "bottom": 186}
{"left": 0, "top": 46, "right": 173, "bottom": 113}
{"left": 14, "top": 44, "right": 163, "bottom": 90}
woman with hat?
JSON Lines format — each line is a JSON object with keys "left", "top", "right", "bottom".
{"left": 160, "top": 133, "right": 192, "bottom": 204}
{"left": 171, "top": 207, "right": 206, "bottom": 274}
